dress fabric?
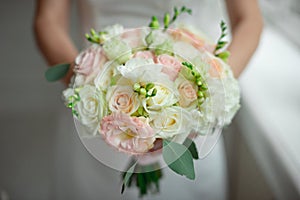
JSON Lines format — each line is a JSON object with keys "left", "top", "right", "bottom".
{"left": 54, "top": 0, "right": 229, "bottom": 199}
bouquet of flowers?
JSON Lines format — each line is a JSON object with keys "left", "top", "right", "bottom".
{"left": 45, "top": 6, "right": 240, "bottom": 197}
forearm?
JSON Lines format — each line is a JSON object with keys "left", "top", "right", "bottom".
{"left": 34, "top": 19, "right": 77, "bottom": 85}
{"left": 225, "top": 0, "right": 263, "bottom": 78}
{"left": 34, "top": 0, "right": 77, "bottom": 85}
{"left": 227, "top": 18, "right": 263, "bottom": 78}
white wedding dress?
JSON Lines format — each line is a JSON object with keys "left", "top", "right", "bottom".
{"left": 54, "top": 0, "right": 228, "bottom": 199}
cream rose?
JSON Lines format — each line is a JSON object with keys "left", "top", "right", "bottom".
{"left": 106, "top": 85, "right": 139, "bottom": 115}
{"left": 143, "top": 84, "right": 178, "bottom": 112}
{"left": 151, "top": 107, "right": 191, "bottom": 138}
{"left": 76, "top": 85, "right": 103, "bottom": 132}
{"left": 178, "top": 80, "right": 198, "bottom": 108}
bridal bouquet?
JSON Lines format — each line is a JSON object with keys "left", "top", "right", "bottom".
{"left": 45, "top": 6, "right": 240, "bottom": 197}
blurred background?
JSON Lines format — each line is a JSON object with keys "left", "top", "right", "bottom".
{"left": 0, "top": 0, "right": 300, "bottom": 199}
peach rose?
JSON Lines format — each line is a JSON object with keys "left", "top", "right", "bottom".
{"left": 170, "top": 28, "right": 215, "bottom": 53}
{"left": 100, "top": 112, "right": 155, "bottom": 154}
{"left": 155, "top": 54, "right": 182, "bottom": 81}
{"left": 178, "top": 80, "right": 198, "bottom": 107}
{"left": 106, "top": 85, "right": 139, "bottom": 115}
{"left": 133, "top": 51, "right": 154, "bottom": 60}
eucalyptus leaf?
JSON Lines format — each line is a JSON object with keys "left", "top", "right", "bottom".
{"left": 183, "top": 138, "right": 199, "bottom": 160}
{"left": 121, "top": 161, "right": 137, "bottom": 194}
{"left": 162, "top": 140, "right": 195, "bottom": 180}
{"left": 45, "top": 63, "right": 70, "bottom": 82}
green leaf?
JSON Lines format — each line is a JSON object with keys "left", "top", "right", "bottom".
{"left": 214, "top": 20, "right": 229, "bottom": 55}
{"left": 45, "top": 63, "right": 70, "bottom": 82}
{"left": 137, "top": 173, "right": 147, "bottom": 196}
{"left": 183, "top": 138, "right": 199, "bottom": 160}
{"left": 162, "top": 140, "right": 195, "bottom": 180}
{"left": 121, "top": 162, "right": 137, "bottom": 194}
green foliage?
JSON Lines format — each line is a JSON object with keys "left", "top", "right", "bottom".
{"left": 85, "top": 29, "right": 108, "bottom": 44}
{"left": 214, "top": 21, "right": 231, "bottom": 62}
{"left": 45, "top": 63, "right": 70, "bottom": 82}
{"left": 148, "top": 16, "right": 160, "bottom": 30}
{"left": 121, "top": 161, "right": 137, "bottom": 194}
{"left": 163, "top": 6, "right": 192, "bottom": 31}
{"left": 133, "top": 82, "right": 157, "bottom": 98}
{"left": 182, "top": 61, "right": 208, "bottom": 106}
{"left": 183, "top": 138, "right": 199, "bottom": 160}
{"left": 148, "top": 6, "right": 192, "bottom": 31}
{"left": 121, "top": 161, "right": 162, "bottom": 197}
{"left": 216, "top": 51, "right": 231, "bottom": 63}
{"left": 214, "top": 21, "right": 228, "bottom": 53}
{"left": 162, "top": 140, "right": 195, "bottom": 180}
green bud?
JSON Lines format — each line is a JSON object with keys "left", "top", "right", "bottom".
{"left": 174, "top": 7, "right": 179, "bottom": 16}
{"left": 197, "top": 91, "right": 204, "bottom": 98}
{"left": 72, "top": 109, "right": 79, "bottom": 117}
{"left": 140, "top": 88, "right": 147, "bottom": 96}
{"left": 68, "top": 102, "right": 73, "bottom": 108}
{"left": 149, "top": 16, "right": 160, "bottom": 29}
{"left": 133, "top": 83, "right": 141, "bottom": 91}
{"left": 151, "top": 88, "right": 157, "bottom": 96}
{"left": 198, "top": 97, "right": 205, "bottom": 106}
{"left": 216, "top": 51, "right": 230, "bottom": 63}
{"left": 137, "top": 106, "right": 144, "bottom": 116}
{"left": 196, "top": 79, "right": 202, "bottom": 86}
{"left": 164, "top": 13, "right": 170, "bottom": 28}
{"left": 90, "top": 28, "right": 96, "bottom": 36}
{"left": 74, "top": 93, "right": 80, "bottom": 101}
{"left": 146, "top": 83, "right": 155, "bottom": 90}
{"left": 201, "top": 84, "right": 208, "bottom": 90}
{"left": 74, "top": 88, "right": 81, "bottom": 93}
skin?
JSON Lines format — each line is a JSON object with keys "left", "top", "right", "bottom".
{"left": 34, "top": 0, "right": 263, "bottom": 85}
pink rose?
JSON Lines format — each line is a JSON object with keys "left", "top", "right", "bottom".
{"left": 133, "top": 51, "right": 154, "bottom": 60}
{"left": 155, "top": 54, "right": 182, "bottom": 81}
{"left": 178, "top": 80, "right": 198, "bottom": 107}
{"left": 121, "top": 28, "right": 146, "bottom": 48}
{"left": 75, "top": 45, "right": 107, "bottom": 84}
{"left": 170, "top": 28, "right": 215, "bottom": 53}
{"left": 100, "top": 112, "right": 155, "bottom": 154}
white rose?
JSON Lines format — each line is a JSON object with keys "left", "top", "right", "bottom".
{"left": 94, "top": 61, "right": 119, "bottom": 90}
{"left": 103, "top": 24, "right": 124, "bottom": 38}
{"left": 74, "top": 74, "right": 85, "bottom": 87}
{"left": 148, "top": 30, "right": 171, "bottom": 47}
{"left": 62, "top": 88, "right": 74, "bottom": 106}
{"left": 106, "top": 85, "right": 140, "bottom": 115}
{"left": 103, "top": 37, "right": 132, "bottom": 64}
{"left": 151, "top": 107, "right": 191, "bottom": 138}
{"left": 189, "top": 109, "right": 211, "bottom": 135}
{"left": 76, "top": 85, "right": 103, "bottom": 133}
{"left": 117, "top": 58, "right": 154, "bottom": 81}
{"left": 143, "top": 84, "right": 178, "bottom": 112}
